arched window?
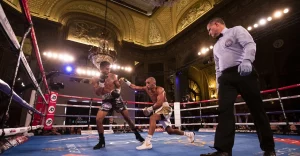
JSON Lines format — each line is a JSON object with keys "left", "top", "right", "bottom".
{"left": 188, "top": 79, "right": 200, "bottom": 101}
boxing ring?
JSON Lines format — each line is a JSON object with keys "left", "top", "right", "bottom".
{"left": 1, "top": 1, "right": 300, "bottom": 156}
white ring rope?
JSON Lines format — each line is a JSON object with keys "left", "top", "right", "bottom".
{"left": 52, "top": 121, "right": 300, "bottom": 129}
{"left": 56, "top": 103, "right": 144, "bottom": 111}
{"left": 0, "top": 4, "right": 47, "bottom": 103}
{"left": 180, "top": 94, "right": 300, "bottom": 111}
{"left": 0, "top": 125, "right": 43, "bottom": 137}
{"left": 52, "top": 124, "right": 165, "bottom": 128}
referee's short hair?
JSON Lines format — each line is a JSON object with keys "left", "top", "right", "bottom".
{"left": 208, "top": 17, "right": 226, "bottom": 26}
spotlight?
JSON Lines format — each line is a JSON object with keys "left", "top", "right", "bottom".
{"left": 65, "top": 65, "right": 74, "bottom": 75}
{"left": 259, "top": 19, "right": 266, "bottom": 25}
{"left": 267, "top": 17, "right": 272, "bottom": 21}
{"left": 76, "top": 68, "right": 82, "bottom": 74}
{"left": 66, "top": 66, "right": 73, "bottom": 73}
{"left": 274, "top": 11, "right": 282, "bottom": 18}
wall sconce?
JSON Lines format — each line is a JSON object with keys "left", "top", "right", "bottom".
{"left": 209, "top": 84, "right": 216, "bottom": 99}
{"left": 211, "top": 90, "right": 217, "bottom": 99}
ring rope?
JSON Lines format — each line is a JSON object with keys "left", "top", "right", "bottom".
{"left": 0, "top": 3, "right": 47, "bottom": 104}
{"left": 19, "top": 0, "right": 50, "bottom": 94}
{"left": 0, "top": 79, "right": 43, "bottom": 116}
{"left": 180, "top": 84, "right": 300, "bottom": 105}
{"left": 181, "top": 94, "right": 300, "bottom": 111}
{"left": 0, "top": 125, "right": 43, "bottom": 137}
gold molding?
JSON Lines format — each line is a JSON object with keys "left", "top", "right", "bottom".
{"left": 3, "top": 0, "right": 221, "bottom": 47}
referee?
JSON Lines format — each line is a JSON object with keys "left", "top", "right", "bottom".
{"left": 200, "top": 18, "right": 275, "bottom": 156}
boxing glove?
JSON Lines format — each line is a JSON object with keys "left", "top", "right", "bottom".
{"left": 98, "top": 74, "right": 108, "bottom": 87}
{"left": 142, "top": 106, "right": 153, "bottom": 116}
{"left": 120, "top": 77, "right": 131, "bottom": 86}
{"left": 110, "top": 89, "right": 121, "bottom": 99}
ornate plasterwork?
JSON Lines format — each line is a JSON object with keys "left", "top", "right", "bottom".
{"left": 176, "top": 0, "right": 189, "bottom": 16}
{"left": 45, "top": 0, "right": 60, "bottom": 16}
{"left": 157, "top": 7, "right": 173, "bottom": 40}
{"left": 3, "top": 0, "right": 220, "bottom": 47}
{"left": 148, "top": 21, "right": 162, "bottom": 44}
{"left": 67, "top": 21, "right": 115, "bottom": 48}
{"left": 177, "top": 0, "right": 212, "bottom": 32}
{"left": 66, "top": 4, "right": 119, "bottom": 27}
{"left": 131, "top": 15, "right": 146, "bottom": 44}
{"left": 27, "top": 0, "right": 44, "bottom": 13}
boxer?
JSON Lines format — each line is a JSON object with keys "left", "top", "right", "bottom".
{"left": 120, "top": 77, "right": 195, "bottom": 150}
{"left": 91, "top": 61, "right": 144, "bottom": 150}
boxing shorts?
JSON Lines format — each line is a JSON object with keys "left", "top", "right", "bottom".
{"left": 154, "top": 102, "right": 172, "bottom": 129}
{"left": 100, "top": 93, "right": 127, "bottom": 113}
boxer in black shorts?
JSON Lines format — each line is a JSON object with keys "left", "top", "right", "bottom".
{"left": 91, "top": 61, "right": 144, "bottom": 150}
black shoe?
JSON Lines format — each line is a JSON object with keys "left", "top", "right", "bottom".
{"left": 264, "top": 151, "right": 276, "bottom": 156}
{"left": 93, "top": 137, "right": 105, "bottom": 150}
{"left": 200, "top": 151, "right": 230, "bottom": 156}
{"left": 135, "top": 133, "right": 145, "bottom": 142}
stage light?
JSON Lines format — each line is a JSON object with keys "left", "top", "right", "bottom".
{"left": 65, "top": 65, "right": 73, "bottom": 74}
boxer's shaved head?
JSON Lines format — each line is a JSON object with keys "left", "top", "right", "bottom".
{"left": 145, "top": 77, "right": 156, "bottom": 90}
{"left": 146, "top": 77, "right": 156, "bottom": 84}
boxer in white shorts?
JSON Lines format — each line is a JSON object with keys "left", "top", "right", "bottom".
{"left": 120, "top": 76, "right": 195, "bottom": 150}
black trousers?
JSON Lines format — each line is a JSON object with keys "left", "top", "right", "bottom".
{"left": 214, "top": 66, "right": 275, "bottom": 153}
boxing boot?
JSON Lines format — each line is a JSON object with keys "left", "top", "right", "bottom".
{"left": 135, "top": 131, "right": 145, "bottom": 142}
{"left": 93, "top": 137, "right": 105, "bottom": 150}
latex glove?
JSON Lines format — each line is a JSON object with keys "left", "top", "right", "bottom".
{"left": 142, "top": 106, "right": 153, "bottom": 116}
{"left": 238, "top": 60, "right": 252, "bottom": 76}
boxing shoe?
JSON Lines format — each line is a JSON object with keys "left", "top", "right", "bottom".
{"left": 187, "top": 132, "right": 195, "bottom": 143}
{"left": 93, "top": 137, "right": 105, "bottom": 150}
{"left": 136, "top": 141, "right": 152, "bottom": 150}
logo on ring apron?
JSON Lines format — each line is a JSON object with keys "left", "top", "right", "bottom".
{"left": 48, "top": 106, "right": 55, "bottom": 114}
{"left": 50, "top": 94, "right": 57, "bottom": 102}
{"left": 45, "top": 118, "right": 53, "bottom": 126}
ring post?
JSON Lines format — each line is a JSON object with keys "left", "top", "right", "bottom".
{"left": 88, "top": 99, "right": 93, "bottom": 128}
{"left": 276, "top": 88, "right": 290, "bottom": 134}
{"left": 174, "top": 102, "right": 181, "bottom": 130}
{"left": 199, "top": 102, "right": 203, "bottom": 127}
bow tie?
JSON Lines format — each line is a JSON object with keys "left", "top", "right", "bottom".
{"left": 217, "top": 33, "right": 223, "bottom": 40}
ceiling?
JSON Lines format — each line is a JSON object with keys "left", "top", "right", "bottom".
{"left": 110, "top": 0, "right": 157, "bottom": 16}
{"left": 3, "top": 0, "right": 222, "bottom": 47}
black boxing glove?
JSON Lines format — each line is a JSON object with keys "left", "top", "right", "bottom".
{"left": 98, "top": 74, "right": 108, "bottom": 87}
{"left": 111, "top": 89, "right": 121, "bottom": 99}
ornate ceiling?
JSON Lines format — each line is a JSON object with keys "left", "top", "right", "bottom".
{"left": 4, "top": 0, "right": 222, "bottom": 47}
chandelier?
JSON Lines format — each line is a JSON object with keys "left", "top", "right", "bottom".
{"left": 88, "top": 0, "right": 117, "bottom": 69}
{"left": 149, "top": 0, "right": 179, "bottom": 7}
